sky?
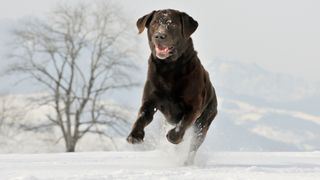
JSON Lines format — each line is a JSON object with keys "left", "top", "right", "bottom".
{"left": 0, "top": 0, "right": 320, "bottom": 81}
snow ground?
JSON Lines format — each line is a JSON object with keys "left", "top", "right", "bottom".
{"left": 1, "top": 151, "right": 319, "bottom": 180}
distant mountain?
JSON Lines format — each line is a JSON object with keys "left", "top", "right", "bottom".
{"left": 208, "top": 58, "right": 320, "bottom": 115}
{"left": 199, "top": 58, "right": 320, "bottom": 151}
{"left": 209, "top": 58, "right": 320, "bottom": 103}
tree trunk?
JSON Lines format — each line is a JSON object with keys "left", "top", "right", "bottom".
{"left": 65, "top": 137, "right": 77, "bottom": 152}
{"left": 66, "top": 145, "right": 76, "bottom": 152}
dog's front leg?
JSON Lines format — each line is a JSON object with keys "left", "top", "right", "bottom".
{"left": 127, "top": 101, "right": 156, "bottom": 144}
{"left": 166, "top": 112, "right": 199, "bottom": 144}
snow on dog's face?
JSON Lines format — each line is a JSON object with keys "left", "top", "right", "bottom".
{"left": 136, "top": 9, "right": 198, "bottom": 61}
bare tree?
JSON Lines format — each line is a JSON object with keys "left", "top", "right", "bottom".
{"left": 8, "top": 1, "right": 138, "bottom": 152}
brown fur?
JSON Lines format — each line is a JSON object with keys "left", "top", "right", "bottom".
{"left": 127, "top": 9, "right": 218, "bottom": 165}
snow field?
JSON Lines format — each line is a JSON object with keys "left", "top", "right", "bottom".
{"left": 1, "top": 151, "right": 319, "bottom": 180}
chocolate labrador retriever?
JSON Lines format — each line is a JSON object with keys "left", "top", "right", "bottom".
{"left": 127, "top": 9, "right": 218, "bottom": 165}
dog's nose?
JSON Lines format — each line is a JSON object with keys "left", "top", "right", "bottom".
{"left": 154, "top": 32, "right": 167, "bottom": 40}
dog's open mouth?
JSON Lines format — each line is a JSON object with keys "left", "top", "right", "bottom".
{"left": 155, "top": 44, "right": 172, "bottom": 59}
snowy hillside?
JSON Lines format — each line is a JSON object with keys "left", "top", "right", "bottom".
{"left": 200, "top": 59, "right": 320, "bottom": 151}
{"left": 1, "top": 151, "right": 319, "bottom": 180}
{"left": 210, "top": 58, "right": 320, "bottom": 104}
{"left": 1, "top": 91, "right": 319, "bottom": 153}
{"left": 0, "top": 94, "right": 140, "bottom": 153}
{"left": 209, "top": 97, "right": 320, "bottom": 151}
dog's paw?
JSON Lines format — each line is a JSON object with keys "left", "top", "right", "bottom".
{"left": 127, "top": 130, "right": 145, "bottom": 144}
{"left": 166, "top": 128, "right": 184, "bottom": 144}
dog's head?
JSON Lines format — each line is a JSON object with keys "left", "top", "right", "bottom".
{"left": 137, "top": 9, "right": 198, "bottom": 61}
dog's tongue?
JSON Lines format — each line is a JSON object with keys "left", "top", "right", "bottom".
{"left": 156, "top": 45, "right": 169, "bottom": 54}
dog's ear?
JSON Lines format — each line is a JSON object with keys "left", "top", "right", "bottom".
{"left": 136, "top": 11, "right": 156, "bottom": 34}
{"left": 180, "top": 12, "right": 198, "bottom": 39}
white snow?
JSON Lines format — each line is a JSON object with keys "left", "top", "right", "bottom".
{"left": 1, "top": 151, "right": 319, "bottom": 180}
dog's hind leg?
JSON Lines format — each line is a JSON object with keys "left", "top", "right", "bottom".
{"left": 184, "top": 101, "right": 217, "bottom": 165}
